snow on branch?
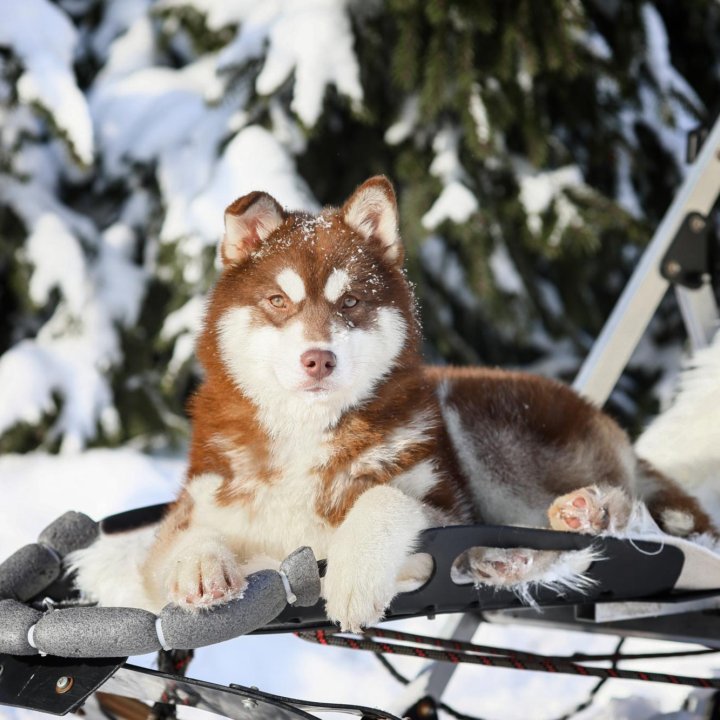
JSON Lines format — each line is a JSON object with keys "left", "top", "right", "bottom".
{"left": 0, "top": 0, "right": 94, "bottom": 166}
{"left": 164, "top": 0, "right": 365, "bottom": 127}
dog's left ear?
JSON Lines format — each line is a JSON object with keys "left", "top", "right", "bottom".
{"left": 342, "top": 176, "right": 402, "bottom": 267}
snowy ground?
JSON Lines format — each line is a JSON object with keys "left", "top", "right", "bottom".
{"left": 1, "top": 449, "right": 719, "bottom": 720}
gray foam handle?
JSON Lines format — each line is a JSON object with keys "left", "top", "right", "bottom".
{"left": 33, "top": 607, "right": 161, "bottom": 658}
{"left": 159, "top": 570, "right": 286, "bottom": 650}
{"left": 38, "top": 511, "right": 99, "bottom": 556}
{"left": 0, "top": 599, "right": 42, "bottom": 655}
{"left": 280, "top": 546, "right": 321, "bottom": 607}
{"left": 0, "top": 544, "right": 320, "bottom": 657}
{"left": 0, "top": 544, "right": 61, "bottom": 601}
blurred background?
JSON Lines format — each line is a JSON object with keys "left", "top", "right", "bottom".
{"left": 2, "top": 0, "right": 719, "bottom": 455}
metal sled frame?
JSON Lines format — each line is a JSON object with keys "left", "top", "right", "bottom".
{"left": 2, "top": 122, "right": 720, "bottom": 720}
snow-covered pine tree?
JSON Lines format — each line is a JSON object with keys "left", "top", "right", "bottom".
{"left": 0, "top": 0, "right": 717, "bottom": 452}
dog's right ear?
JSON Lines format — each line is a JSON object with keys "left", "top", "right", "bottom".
{"left": 221, "top": 191, "right": 285, "bottom": 267}
{"left": 342, "top": 176, "right": 402, "bottom": 267}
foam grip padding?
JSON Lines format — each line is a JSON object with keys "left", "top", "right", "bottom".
{"left": 0, "top": 599, "right": 42, "bottom": 655}
{"left": 280, "top": 546, "right": 320, "bottom": 606}
{"left": 0, "top": 544, "right": 61, "bottom": 601}
{"left": 159, "top": 570, "right": 286, "bottom": 650}
{"left": 33, "top": 607, "right": 161, "bottom": 658}
{"left": 38, "top": 511, "right": 99, "bottom": 556}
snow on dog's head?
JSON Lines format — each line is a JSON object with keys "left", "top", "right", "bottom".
{"left": 199, "top": 176, "right": 420, "bottom": 431}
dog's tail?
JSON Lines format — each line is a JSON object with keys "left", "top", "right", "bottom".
{"left": 635, "top": 329, "right": 720, "bottom": 528}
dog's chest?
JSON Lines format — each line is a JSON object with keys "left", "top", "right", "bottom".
{"left": 208, "top": 438, "right": 336, "bottom": 559}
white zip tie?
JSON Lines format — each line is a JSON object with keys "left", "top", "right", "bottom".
{"left": 278, "top": 570, "right": 297, "bottom": 605}
{"left": 156, "top": 617, "right": 172, "bottom": 652}
{"left": 27, "top": 623, "right": 46, "bottom": 656}
{"left": 27, "top": 623, "right": 37, "bottom": 649}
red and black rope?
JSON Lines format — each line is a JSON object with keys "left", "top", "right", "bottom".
{"left": 295, "top": 628, "right": 720, "bottom": 690}
{"left": 371, "top": 637, "right": 627, "bottom": 720}
{"left": 364, "top": 625, "right": 717, "bottom": 663}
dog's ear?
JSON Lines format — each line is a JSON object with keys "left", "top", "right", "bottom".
{"left": 342, "top": 176, "right": 402, "bottom": 267}
{"left": 221, "top": 191, "right": 285, "bottom": 267}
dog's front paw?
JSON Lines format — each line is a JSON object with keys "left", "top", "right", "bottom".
{"left": 164, "top": 541, "right": 247, "bottom": 610}
{"left": 323, "top": 564, "right": 396, "bottom": 632}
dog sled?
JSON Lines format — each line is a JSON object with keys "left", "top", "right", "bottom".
{"left": 2, "top": 500, "right": 720, "bottom": 719}
{"left": 2, "top": 118, "right": 720, "bottom": 719}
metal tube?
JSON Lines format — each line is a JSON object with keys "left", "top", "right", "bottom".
{"left": 573, "top": 114, "right": 720, "bottom": 404}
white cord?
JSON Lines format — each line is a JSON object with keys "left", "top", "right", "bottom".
{"left": 628, "top": 537, "right": 665, "bottom": 556}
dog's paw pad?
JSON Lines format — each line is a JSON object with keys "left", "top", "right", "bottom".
{"left": 462, "top": 548, "right": 534, "bottom": 586}
{"left": 167, "top": 551, "right": 247, "bottom": 610}
{"left": 548, "top": 486, "right": 610, "bottom": 534}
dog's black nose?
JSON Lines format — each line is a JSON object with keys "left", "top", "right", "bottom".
{"left": 301, "top": 349, "right": 337, "bottom": 379}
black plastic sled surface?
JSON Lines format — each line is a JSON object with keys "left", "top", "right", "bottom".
{"left": 264, "top": 523, "right": 686, "bottom": 632}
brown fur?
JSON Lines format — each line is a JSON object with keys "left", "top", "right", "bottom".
{"left": 430, "top": 366, "right": 635, "bottom": 499}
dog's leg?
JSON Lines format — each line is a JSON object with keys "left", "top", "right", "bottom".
{"left": 547, "top": 484, "right": 633, "bottom": 534}
{"left": 323, "top": 484, "right": 429, "bottom": 631}
{"left": 636, "top": 458, "right": 717, "bottom": 536}
{"left": 142, "top": 474, "right": 247, "bottom": 611}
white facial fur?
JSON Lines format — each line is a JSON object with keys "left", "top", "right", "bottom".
{"left": 276, "top": 268, "right": 306, "bottom": 303}
{"left": 218, "top": 305, "right": 407, "bottom": 435}
{"left": 324, "top": 268, "right": 350, "bottom": 302}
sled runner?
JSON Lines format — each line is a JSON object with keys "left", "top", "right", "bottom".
{"left": 2, "top": 115, "right": 720, "bottom": 720}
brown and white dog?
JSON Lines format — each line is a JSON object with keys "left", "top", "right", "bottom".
{"left": 138, "top": 176, "right": 713, "bottom": 631}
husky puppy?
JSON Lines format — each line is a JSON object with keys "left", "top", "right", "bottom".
{"left": 141, "top": 176, "right": 714, "bottom": 631}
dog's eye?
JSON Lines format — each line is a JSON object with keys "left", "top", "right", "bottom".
{"left": 269, "top": 295, "right": 287, "bottom": 309}
{"left": 341, "top": 295, "right": 358, "bottom": 309}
